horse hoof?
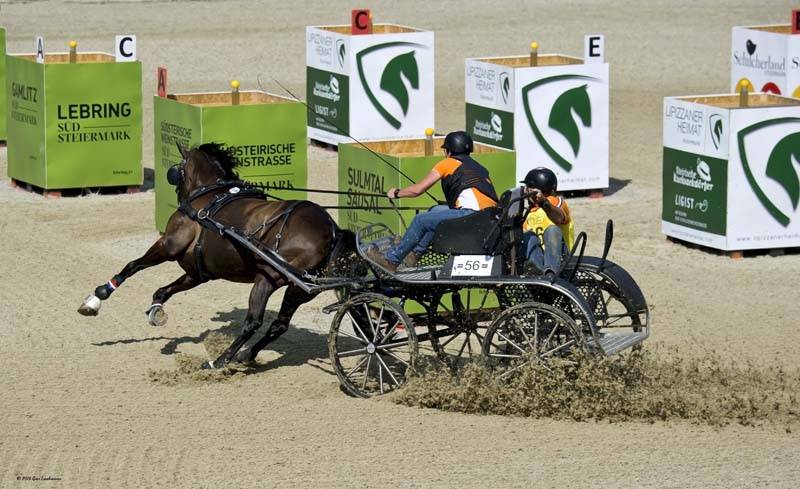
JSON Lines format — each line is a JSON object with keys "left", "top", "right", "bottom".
{"left": 234, "top": 349, "right": 256, "bottom": 365}
{"left": 201, "top": 359, "right": 226, "bottom": 370}
{"left": 77, "top": 295, "right": 101, "bottom": 316}
{"left": 145, "top": 304, "right": 168, "bottom": 327}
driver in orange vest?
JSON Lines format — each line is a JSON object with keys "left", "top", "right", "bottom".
{"left": 367, "top": 131, "right": 499, "bottom": 272}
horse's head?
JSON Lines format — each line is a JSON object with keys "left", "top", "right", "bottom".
{"left": 167, "top": 143, "right": 239, "bottom": 201}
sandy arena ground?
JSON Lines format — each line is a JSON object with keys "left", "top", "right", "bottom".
{"left": 1, "top": 1, "right": 800, "bottom": 487}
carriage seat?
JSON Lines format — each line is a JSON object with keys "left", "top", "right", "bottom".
{"left": 429, "top": 188, "right": 525, "bottom": 257}
{"left": 430, "top": 207, "right": 501, "bottom": 255}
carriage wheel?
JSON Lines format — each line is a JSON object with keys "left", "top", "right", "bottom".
{"left": 424, "top": 288, "right": 500, "bottom": 367}
{"left": 329, "top": 293, "right": 418, "bottom": 398}
{"left": 482, "top": 302, "right": 586, "bottom": 379}
{"left": 574, "top": 272, "right": 643, "bottom": 332}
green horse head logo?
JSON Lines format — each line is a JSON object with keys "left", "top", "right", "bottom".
{"left": 522, "top": 75, "right": 599, "bottom": 171}
{"left": 356, "top": 42, "right": 425, "bottom": 129}
{"left": 738, "top": 117, "right": 800, "bottom": 227}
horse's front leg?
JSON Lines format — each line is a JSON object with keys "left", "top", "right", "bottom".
{"left": 203, "top": 273, "right": 278, "bottom": 369}
{"left": 235, "top": 284, "right": 314, "bottom": 363}
{"left": 145, "top": 273, "right": 201, "bottom": 326}
{"left": 78, "top": 233, "right": 189, "bottom": 316}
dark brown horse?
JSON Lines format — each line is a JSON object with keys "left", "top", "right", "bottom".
{"left": 78, "top": 143, "right": 351, "bottom": 369}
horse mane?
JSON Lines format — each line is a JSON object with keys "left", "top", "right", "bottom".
{"left": 196, "top": 142, "right": 240, "bottom": 180}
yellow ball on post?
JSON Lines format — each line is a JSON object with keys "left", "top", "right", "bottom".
{"left": 230, "top": 79, "right": 240, "bottom": 105}
{"left": 69, "top": 40, "right": 78, "bottom": 64}
{"left": 424, "top": 127, "right": 435, "bottom": 156}
{"left": 530, "top": 41, "right": 539, "bottom": 67}
{"left": 737, "top": 78, "right": 753, "bottom": 108}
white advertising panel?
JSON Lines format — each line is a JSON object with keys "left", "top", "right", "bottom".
{"left": 727, "top": 107, "right": 800, "bottom": 249}
{"left": 731, "top": 26, "right": 790, "bottom": 95}
{"left": 465, "top": 58, "right": 514, "bottom": 112}
{"left": 663, "top": 97, "right": 729, "bottom": 160}
{"left": 348, "top": 30, "right": 434, "bottom": 140}
{"left": 306, "top": 26, "right": 434, "bottom": 144}
{"left": 514, "top": 62, "right": 609, "bottom": 191}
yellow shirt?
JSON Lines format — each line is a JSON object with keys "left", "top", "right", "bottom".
{"left": 523, "top": 196, "right": 574, "bottom": 248}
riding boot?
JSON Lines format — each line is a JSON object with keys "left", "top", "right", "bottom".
{"left": 401, "top": 252, "right": 423, "bottom": 269}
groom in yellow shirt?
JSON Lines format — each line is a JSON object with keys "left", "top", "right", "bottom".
{"left": 520, "top": 167, "right": 574, "bottom": 278}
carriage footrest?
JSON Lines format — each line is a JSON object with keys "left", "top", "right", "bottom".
{"left": 588, "top": 332, "right": 647, "bottom": 356}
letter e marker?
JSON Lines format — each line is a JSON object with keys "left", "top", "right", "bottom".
{"left": 584, "top": 34, "right": 604, "bottom": 63}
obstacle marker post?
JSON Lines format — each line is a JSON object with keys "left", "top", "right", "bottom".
{"left": 738, "top": 78, "right": 752, "bottom": 107}
{"left": 529, "top": 41, "right": 538, "bottom": 67}
{"left": 230, "top": 80, "right": 240, "bottom": 105}
{"left": 68, "top": 40, "right": 77, "bottom": 64}
{"left": 424, "top": 127, "right": 434, "bottom": 156}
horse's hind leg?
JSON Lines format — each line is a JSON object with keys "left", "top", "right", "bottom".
{"left": 203, "top": 273, "right": 277, "bottom": 369}
{"left": 145, "top": 273, "right": 201, "bottom": 326}
{"left": 235, "top": 284, "right": 315, "bottom": 363}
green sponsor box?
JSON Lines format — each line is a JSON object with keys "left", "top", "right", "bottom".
{"left": 465, "top": 53, "right": 610, "bottom": 192}
{"left": 5, "top": 52, "right": 142, "bottom": 189}
{"left": 306, "top": 24, "right": 435, "bottom": 145}
{"left": 154, "top": 91, "right": 307, "bottom": 232}
{"left": 338, "top": 137, "right": 517, "bottom": 235}
{"left": 662, "top": 93, "right": 800, "bottom": 250}
{"left": 0, "top": 28, "right": 6, "bottom": 140}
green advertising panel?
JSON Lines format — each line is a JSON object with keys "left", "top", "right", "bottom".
{"left": 45, "top": 61, "right": 142, "bottom": 187}
{"left": 153, "top": 93, "right": 308, "bottom": 232}
{"left": 6, "top": 53, "right": 142, "bottom": 189}
{"left": 466, "top": 103, "right": 513, "bottom": 150}
{"left": 306, "top": 66, "right": 349, "bottom": 136}
{"left": 153, "top": 96, "right": 202, "bottom": 230}
{"left": 0, "top": 28, "right": 6, "bottom": 140}
{"left": 338, "top": 143, "right": 402, "bottom": 234}
{"left": 6, "top": 55, "right": 45, "bottom": 186}
{"left": 662, "top": 147, "right": 727, "bottom": 236}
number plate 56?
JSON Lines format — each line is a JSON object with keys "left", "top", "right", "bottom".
{"left": 450, "top": 255, "right": 495, "bottom": 277}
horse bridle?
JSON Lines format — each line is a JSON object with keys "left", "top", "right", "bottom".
{"left": 166, "top": 149, "right": 228, "bottom": 195}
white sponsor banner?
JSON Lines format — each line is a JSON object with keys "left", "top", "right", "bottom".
{"left": 788, "top": 39, "right": 800, "bottom": 97}
{"left": 663, "top": 97, "right": 729, "bottom": 159}
{"left": 514, "top": 61, "right": 609, "bottom": 191}
{"left": 731, "top": 26, "right": 791, "bottom": 95}
{"left": 727, "top": 107, "right": 800, "bottom": 249}
{"left": 661, "top": 221, "right": 727, "bottom": 249}
{"left": 306, "top": 26, "right": 349, "bottom": 75}
{"left": 465, "top": 58, "right": 514, "bottom": 112}
{"left": 348, "top": 30, "right": 434, "bottom": 140}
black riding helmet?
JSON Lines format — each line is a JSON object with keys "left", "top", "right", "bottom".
{"left": 521, "top": 167, "right": 558, "bottom": 193}
{"left": 441, "top": 131, "right": 474, "bottom": 155}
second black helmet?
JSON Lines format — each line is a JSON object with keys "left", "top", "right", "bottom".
{"left": 521, "top": 167, "right": 558, "bottom": 193}
{"left": 441, "top": 131, "right": 474, "bottom": 155}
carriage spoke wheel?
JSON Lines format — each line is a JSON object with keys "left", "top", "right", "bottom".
{"left": 574, "top": 273, "right": 642, "bottom": 333}
{"left": 425, "top": 288, "right": 499, "bottom": 368}
{"left": 482, "top": 302, "right": 585, "bottom": 380}
{"left": 329, "top": 293, "right": 418, "bottom": 398}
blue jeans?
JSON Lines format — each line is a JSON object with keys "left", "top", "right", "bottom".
{"left": 523, "top": 226, "right": 567, "bottom": 274}
{"left": 386, "top": 205, "right": 475, "bottom": 264}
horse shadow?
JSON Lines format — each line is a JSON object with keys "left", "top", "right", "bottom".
{"left": 93, "top": 308, "right": 332, "bottom": 375}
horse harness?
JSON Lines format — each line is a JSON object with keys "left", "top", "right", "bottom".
{"left": 177, "top": 180, "right": 307, "bottom": 283}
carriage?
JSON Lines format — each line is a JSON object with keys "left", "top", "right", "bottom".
{"left": 225, "top": 188, "right": 650, "bottom": 397}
